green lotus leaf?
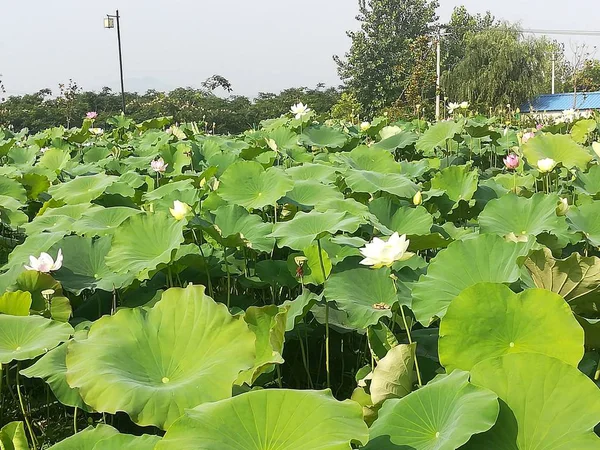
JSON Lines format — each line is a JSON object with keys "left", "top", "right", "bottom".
{"left": 567, "top": 201, "right": 600, "bottom": 246}
{"left": 367, "top": 322, "right": 399, "bottom": 360}
{"left": 523, "top": 133, "right": 592, "bottom": 169}
{"left": 266, "top": 126, "right": 298, "bottom": 150}
{"left": 285, "top": 163, "right": 338, "bottom": 183}
{"left": 141, "top": 179, "right": 199, "bottom": 211}
{"left": 218, "top": 161, "right": 293, "bottom": 210}
{"left": 270, "top": 209, "right": 361, "bottom": 250}
{"left": 71, "top": 207, "right": 142, "bottom": 237}
{"left": 65, "top": 285, "right": 256, "bottom": 429}
{"left": 48, "top": 425, "right": 118, "bottom": 450}
{"left": 523, "top": 247, "right": 600, "bottom": 314}
{"left": 20, "top": 341, "right": 92, "bottom": 411}
{"left": 38, "top": 148, "right": 71, "bottom": 174}
{"left": 300, "top": 125, "right": 348, "bottom": 149}
{"left": 51, "top": 235, "right": 134, "bottom": 294}
{"left": 48, "top": 174, "right": 118, "bottom": 204}
{"left": 284, "top": 179, "right": 344, "bottom": 208}
{"left": 104, "top": 212, "right": 185, "bottom": 280}
{"left": 324, "top": 267, "right": 397, "bottom": 329}
{"left": 343, "top": 146, "right": 402, "bottom": 173}
{"left": 21, "top": 214, "right": 76, "bottom": 235}
{"left": 237, "top": 305, "right": 287, "bottom": 385}
{"left": 370, "top": 343, "right": 415, "bottom": 405}
{"left": 281, "top": 291, "right": 319, "bottom": 332}
{"left": 319, "top": 237, "right": 362, "bottom": 265}
{"left": 156, "top": 389, "right": 369, "bottom": 450}
{"left": 10, "top": 270, "right": 62, "bottom": 312}
{"left": 479, "top": 192, "right": 569, "bottom": 239}
{"left": 0, "top": 315, "right": 73, "bottom": 364}
{"left": 345, "top": 170, "right": 418, "bottom": 198}
{"left": 411, "top": 234, "right": 534, "bottom": 324}
{"left": 0, "top": 177, "right": 27, "bottom": 203}
{"left": 0, "top": 421, "right": 28, "bottom": 450}
{"left": 92, "top": 433, "right": 161, "bottom": 450}
{"left": 365, "top": 370, "right": 498, "bottom": 450}
{"left": 431, "top": 164, "right": 478, "bottom": 204}
{"left": 295, "top": 243, "right": 332, "bottom": 284}
{"left": 574, "top": 164, "right": 600, "bottom": 196}
{"left": 255, "top": 260, "right": 298, "bottom": 288}
{"left": 415, "top": 120, "right": 464, "bottom": 154}
{"left": 466, "top": 353, "right": 600, "bottom": 449}
{"left": 315, "top": 198, "right": 385, "bottom": 232}
{"left": 369, "top": 198, "right": 433, "bottom": 235}
{"left": 439, "top": 283, "right": 584, "bottom": 372}
{"left": 0, "top": 291, "right": 31, "bottom": 316}
{"left": 570, "top": 118, "right": 597, "bottom": 144}
{"left": 211, "top": 204, "right": 275, "bottom": 253}
{"left": 374, "top": 131, "right": 418, "bottom": 152}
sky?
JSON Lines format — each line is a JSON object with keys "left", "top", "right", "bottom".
{"left": 0, "top": 0, "right": 599, "bottom": 98}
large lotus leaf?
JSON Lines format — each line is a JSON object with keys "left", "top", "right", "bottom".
{"left": 105, "top": 212, "right": 185, "bottom": 280}
{"left": 65, "top": 285, "right": 255, "bottom": 429}
{"left": 367, "top": 322, "right": 400, "bottom": 361}
{"left": 344, "top": 146, "right": 402, "bottom": 173}
{"left": 479, "top": 192, "right": 569, "bottom": 238}
{"left": 415, "top": 120, "right": 464, "bottom": 154}
{"left": 0, "top": 291, "right": 31, "bottom": 316}
{"left": 156, "top": 389, "right": 368, "bottom": 450}
{"left": 92, "top": 434, "right": 161, "bottom": 450}
{"left": 324, "top": 268, "right": 397, "bottom": 329}
{"left": 48, "top": 174, "right": 118, "bottom": 204}
{"left": 211, "top": 204, "right": 275, "bottom": 253}
{"left": 285, "top": 163, "right": 339, "bottom": 183}
{"left": 270, "top": 209, "right": 362, "bottom": 250}
{"left": 0, "top": 421, "right": 28, "bottom": 450}
{"left": 522, "top": 133, "right": 592, "bottom": 169}
{"left": 524, "top": 247, "right": 600, "bottom": 314}
{"left": 315, "top": 198, "right": 385, "bottom": 232}
{"left": 369, "top": 198, "right": 433, "bottom": 236}
{"left": 38, "top": 148, "right": 71, "bottom": 174}
{"left": 21, "top": 214, "right": 76, "bottom": 235}
{"left": 365, "top": 370, "right": 498, "bottom": 450}
{"left": 281, "top": 291, "right": 320, "bottom": 332}
{"left": 374, "top": 131, "right": 418, "bottom": 152}
{"left": 411, "top": 234, "right": 534, "bottom": 324}
{"left": 571, "top": 118, "right": 597, "bottom": 143}
{"left": 300, "top": 125, "right": 347, "bottom": 149}
{"left": 71, "top": 207, "right": 143, "bottom": 237}
{"left": 0, "top": 177, "right": 26, "bottom": 203}
{"left": 48, "top": 425, "right": 118, "bottom": 450}
{"left": 0, "top": 315, "right": 73, "bottom": 364}
{"left": 567, "top": 201, "right": 600, "bottom": 246}
{"left": 439, "top": 283, "right": 584, "bottom": 372}
{"left": 466, "top": 353, "right": 600, "bottom": 449}
{"left": 284, "top": 179, "right": 344, "bottom": 207}
{"left": 574, "top": 165, "right": 600, "bottom": 196}
{"left": 141, "top": 179, "right": 196, "bottom": 203}
{"left": 20, "top": 341, "right": 92, "bottom": 411}
{"left": 237, "top": 305, "right": 287, "bottom": 385}
{"left": 51, "top": 235, "right": 134, "bottom": 294}
{"left": 345, "top": 170, "right": 418, "bottom": 198}
{"left": 430, "top": 164, "right": 478, "bottom": 204}
{"left": 370, "top": 343, "right": 415, "bottom": 405}
{"left": 218, "top": 161, "right": 293, "bottom": 210}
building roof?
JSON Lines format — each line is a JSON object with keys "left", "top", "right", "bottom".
{"left": 521, "top": 91, "right": 600, "bottom": 113}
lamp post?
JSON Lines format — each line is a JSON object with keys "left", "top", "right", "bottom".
{"left": 104, "top": 10, "right": 126, "bottom": 114}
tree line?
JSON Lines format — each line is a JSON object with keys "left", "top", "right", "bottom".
{"left": 1, "top": 2, "right": 600, "bottom": 133}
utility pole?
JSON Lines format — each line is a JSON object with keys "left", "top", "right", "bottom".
{"left": 435, "top": 36, "right": 441, "bottom": 121}
{"left": 104, "top": 10, "right": 126, "bottom": 114}
{"left": 551, "top": 51, "right": 556, "bottom": 94}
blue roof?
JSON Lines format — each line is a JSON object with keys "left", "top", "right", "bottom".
{"left": 521, "top": 91, "right": 600, "bottom": 112}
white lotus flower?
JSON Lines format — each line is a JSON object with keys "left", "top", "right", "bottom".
{"left": 592, "top": 142, "right": 600, "bottom": 158}
{"left": 447, "top": 102, "right": 460, "bottom": 114}
{"left": 459, "top": 101, "right": 469, "bottom": 109}
{"left": 24, "top": 249, "right": 63, "bottom": 273}
{"left": 40, "top": 147, "right": 49, "bottom": 154}
{"left": 413, "top": 191, "right": 422, "bottom": 206}
{"left": 359, "top": 233, "right": 414, "bottom": 269}
{"left": 360, "top": 122, "right": 371, "bottom": 131}
{"left": 169, "top": 200, "right": 192, "bottom": 220}
{"left": 537, "top": 158, "right": 556, "bottom": 173}
{"left": 290, "top": 103, "right": 310, "bottom": 119}
{"left": 151, "top": 157, "right": 168, "bottom": 173}
{"left": 562, "top": 109, "right": 576, "bottom": 123}
{"left": 556, "top": 197, "right": 569, "bottom": 216}
{"left": 89, "top": 127, "right": 104, "bottom": 136}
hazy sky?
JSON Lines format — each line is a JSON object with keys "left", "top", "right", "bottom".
{"left": 1, "top": 1, "right": 598, "bottom": 98}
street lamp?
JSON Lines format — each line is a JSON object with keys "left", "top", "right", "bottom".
{"left": 104, "top": 10, "right": 126, "bottom": 114}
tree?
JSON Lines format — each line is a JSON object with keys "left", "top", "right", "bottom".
{"left": 444, "top": 25, "right": 553, "bottom": 110}
{"left": 334, "top": 0, "right": 439, "bottom": 116}
{"left": 575, "top": 59, "right": 600, "bottom": 92}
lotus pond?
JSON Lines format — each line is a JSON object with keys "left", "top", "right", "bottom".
{"left": 0, "top": 110, "right": 600, "bottom": 449}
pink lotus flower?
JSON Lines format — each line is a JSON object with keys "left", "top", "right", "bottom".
{"left": 522, "top": 132, "right": 535, "bottom": 144}
{"left": 503, "top": 153, "right": 520, "bottom": 170}
{"left": 536, "top": 124, "right": 543, "bottom": 131}
{"left": 151, "top": 157, "right": 168, "bottom": 173}
{"left": 86, "top": 111, "right": 98, "bottom": 120}
{"left": 24, "top": 249, "right": 63, "bottom": 273}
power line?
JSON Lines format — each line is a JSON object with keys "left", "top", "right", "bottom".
{"left": 522, "top": 29, "right": 600, "bottom": 37}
